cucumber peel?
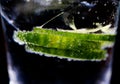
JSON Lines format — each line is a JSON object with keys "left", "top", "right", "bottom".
{"left": 13, "top": 27, "right": 115, "bottom": 61}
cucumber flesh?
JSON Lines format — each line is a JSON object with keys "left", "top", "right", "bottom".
{"left": 13, "top": 28, "right": 115, "bottom": 61}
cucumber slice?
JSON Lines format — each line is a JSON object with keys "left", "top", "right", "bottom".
{"left": 13, "top": 27, "right": 115, "bottom": 61}
{"left": 26, "top": 44, "right": 106, "bottom": 60}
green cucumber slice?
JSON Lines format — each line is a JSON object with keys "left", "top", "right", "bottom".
{"left": 13, "top": 27, "right": 115, "bottom": 61}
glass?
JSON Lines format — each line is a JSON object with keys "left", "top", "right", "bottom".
{"left": 0, "top": 16, "right": 9, "bottom": 84}
{"left": 0, "top": 0, "right": 120, "bottom": 84}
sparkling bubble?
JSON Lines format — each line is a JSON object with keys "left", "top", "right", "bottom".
{"left": 77, "top": 11, "right": 80, "bottom": 14}
{"left": 97, "top": 17, "right": 99, "bottom": 20}
{"left": 104, "top": 3, "right": 107, "bottom": 6}
{"left": 88, "top": 9, "right": 92, "bottom": 12}
{"left": 26, "top": 0, "right": 30, "bottom": 2}
{"left": 82, "top": 17, "right": 85, "bottom": 19}
{"left": 103, "top": 22, "right": 106, "bottom": 25}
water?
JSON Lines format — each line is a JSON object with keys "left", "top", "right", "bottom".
{"left": 0, "top": 0, "right": 120, "bottom": 84}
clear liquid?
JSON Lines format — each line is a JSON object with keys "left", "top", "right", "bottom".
{"left": 1, "top": 0, "right": 119, "bottom": 84}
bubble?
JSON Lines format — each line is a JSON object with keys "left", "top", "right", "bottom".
{"left": 103, "top": 22, "right": 106, "bottom": 25}
{"left": 58, "top": 0, "right": 62, "bottom": 4}
{"left": 104, "top": 3, "right": 107, "bottom": 6}
{"left": 77, "top": 11, "right": 80, "bottom": 14}
{"left": 88, "top": 8, "right": 92, "bottom": 12}
{"left": 26, "top": 0, "right": 30, "bottom": 2}
{"left": 97, "top": 17, "right": 99, "bottom": 20}
{"left": 95, "top": 11, "right": 98, "bottom": 13}
{"left": 9, "top": 20, "right": 14, "bottom": 24}
{"left": 82, "top": 17, "right": 85, "bottom": 19}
